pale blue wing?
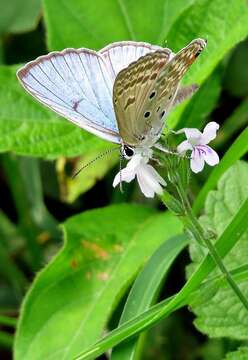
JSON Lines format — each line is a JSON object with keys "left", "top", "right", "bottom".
{"left": 17, "top": 49, "right": 120, "bottom": 144}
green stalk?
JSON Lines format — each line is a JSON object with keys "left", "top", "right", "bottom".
{"left": 176, "top": 178, "right": 248, "bottom": 312}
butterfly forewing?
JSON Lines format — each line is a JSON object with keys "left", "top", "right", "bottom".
{"left": 113, "top": 38, "right": 206, "bottom": 147}
{"left": 17, "top": 49, "right": 120, "bottom": 143}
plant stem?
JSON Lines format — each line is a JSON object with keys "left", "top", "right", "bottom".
{"left": 176, "top": 179, "right": 248, "bottom": 312}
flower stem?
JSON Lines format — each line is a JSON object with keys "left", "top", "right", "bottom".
{"left": 176, "top": 179, "right": 248, "bottom": 312}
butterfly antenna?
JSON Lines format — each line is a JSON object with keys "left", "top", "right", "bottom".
{"left": 72, "top": 146, "right": 120, "bottom": 178}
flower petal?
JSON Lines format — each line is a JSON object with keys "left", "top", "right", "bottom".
{"left": 184, "top": 128, "right": 202, "bottom": 143}
{"left": 201, "top": 122, "right": 219, "bottom": 144}
{"left": 145, "top": 164, "right": 167, "bottom": 186}
{"left": 136, "top": 172, "right": 156, "bottom": 198}
{"left": 177, "top": 140, "right": 193, "bottom": 153}
{"left": 113, "top": 167, "right": 135, "bottom": 187}
{"left": 125, "top": 154, "right": 142, "bottom": 171}
{"left": 190, "top": 149, "right": 205, "bottom": 173}
{"left": 113, "top": 172, "right": 121, "bottom": 187}
{"left": 203, "top": 146, "right": 219, "bottom": 166}
{"left": 137, "top": 164, "right": 164, "bottom": 197}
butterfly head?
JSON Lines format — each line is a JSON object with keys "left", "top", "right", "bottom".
{"left": 121, "top": 144, "right": 153, "bottom": 161}
{"left": 122, "top": 144, "right": 135, "bottom": 159}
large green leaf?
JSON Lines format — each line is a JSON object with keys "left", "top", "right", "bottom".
{"left": 188, "top": 161, "right": 248, "bottom": 339}
{"left": 166, "top": 0, "right": 248, "bottom": 85}
{"left": 14, "top": 204, "right": 182, "bottom": 360}
{"left": 166, "top": 0, "right": 248, "bottom": 127}
{"left": 224, "top": 347, "right": 248, "bottom": 360}
{"left": 0, "top": 0, "right": 41, "bottom": 35}
{"left": 73, "top": 196, "right": 248, "bottom": 360}
{"left": 43, "top": 0, "right": 195, "bottom": 50}
{"left": 0, "top": 65, "right": 107, "bottom": 158}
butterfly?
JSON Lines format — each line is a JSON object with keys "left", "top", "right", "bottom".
{"left": 17, "top": 39, "right": 206, "bottom": 160}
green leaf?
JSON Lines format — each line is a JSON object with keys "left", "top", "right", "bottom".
{"left": 0, "top": 65, "right": 107, "bottom": 158}
{"left": 0, "top": 0, "right": 41, "bottom": 35}
{"left": 74, "top": 196, "right": 248, "bottom": 360}
{"left": 166, "top": 0, "right": 248, "bottom": 128}
{"left": 57, "top": 149, "right": 118, "bottom": 203}
{"left": 167, "top": 0, "right": 248, "bottom": 85}
{"left": 14, "top": 204, "right": 182, "bottom": 360}
{"left": 188, "top": 161, "right": 248, "bottom": 339}
{"left": 194, "top": 127, "right": 248, "bottom": 213}
{"left": 43, "top": 0, "right": 195, "bottom": 50}
{"left": 111, "top": 234, "right": 188, "bottom": 360}
{"left": 224, "top": 347, "right": 248, "bottom": 360}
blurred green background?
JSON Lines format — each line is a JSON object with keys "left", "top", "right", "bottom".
{"left": 0, "top": 1, "right": 248, "bottom": 359}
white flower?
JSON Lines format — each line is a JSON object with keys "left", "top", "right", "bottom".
{"left": 113, "top": 153, "right": 166, "bottom": 198}
{"left": 177, "top": 122, "right": 220, "bottom": 173}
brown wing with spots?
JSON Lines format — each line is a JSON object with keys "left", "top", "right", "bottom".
{"left": 113, "top": 49, "right": 172, "bottom": 146}
{"left": 113, "top": 38, "right": 206, "bottom": 147}
{"left": 145, "top": 39, "right": 206, "bottom": 140}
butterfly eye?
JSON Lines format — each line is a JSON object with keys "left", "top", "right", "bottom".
{"left": 160, "top": 110, "right": 165, "bottom": 118}
{"left": 149, "top": 91, "right": 156, "bottom": 99}
{"left": 144, "top": 111, "right": 150, "bottom": 118}
{"left": 123, "top": 145, "right": 134, "bottom": 158}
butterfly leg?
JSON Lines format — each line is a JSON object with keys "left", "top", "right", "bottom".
{"left": 151, "top": 157, "right": 163, "bottom": 166}
{"left": 154, "top": 143, "right": 177, "bottom": 155}
{"left": 154, "top": 143, "right": 192, "bottom": 160}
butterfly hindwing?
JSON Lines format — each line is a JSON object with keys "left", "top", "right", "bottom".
{"left": 172, "top": 84, "right": 199, "bottom": 107}
{"left": 113, "top": 48, "right": 172, "bottom": 146}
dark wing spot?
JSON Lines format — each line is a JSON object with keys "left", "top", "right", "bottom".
{"left": 195, "top": 50, "right": 202, "bottom": 58}
{"left": 73, "top": 100, "right": 81, "bottom": 111}
{"left": 144, "top": 111, "right": 150, "bottom": 118}
{"left": 150, "top": 72, "right": 158, "bottom": 80}
{"left": 160, "top": 110, "right": 165, "bottom": 119}
{"left": 149, "top": 91, "right": 156, "bottom": 99}
{"left": 124, "top": 96, "right": 135, "bottom": 110}
{"left": 156, "top": 106, "right": 160, "bottom": 112}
